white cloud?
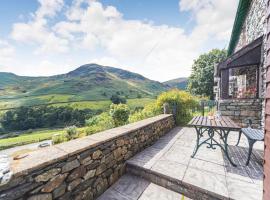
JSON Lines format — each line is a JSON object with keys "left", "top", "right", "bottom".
{"left": 11, "top": 0, "right": 68, "bottom": 54}
{"left": 36, "top": 0, "right": 64, "bottom": 19}
{"left": 7, "top": 0, "right": 238, "bottom": 81}
{"left": 179, "top": 0, "right": 238, "bottom": 40}
{"left": 0, "top": 40, "right": 15, "bottom": 65}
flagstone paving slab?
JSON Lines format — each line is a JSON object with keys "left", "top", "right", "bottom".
{"left": 100, "top": 127, "right": 263, "bottom": 200}
{"left": 126, "top": 127, "right": 263, "bottom": 200}
{"left": 97, "top": 174, "right": 190, "bottom": 200}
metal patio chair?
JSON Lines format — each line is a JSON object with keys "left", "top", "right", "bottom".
{"left": 236, "top": 119, "right": 264, "bottom": 165}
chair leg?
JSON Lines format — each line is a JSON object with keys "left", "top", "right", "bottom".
{"left": 236, "top": 131, "right": 242, "bottom": 146}
{"left": 246, "top": 139, "right": 255, "bottom": 166}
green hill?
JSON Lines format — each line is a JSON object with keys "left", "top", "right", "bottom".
{"left": 0, "top": 64, "right": 169, "bottom": 109}
{"left": 163, "top": 77, "right": 188, "bottom": 90}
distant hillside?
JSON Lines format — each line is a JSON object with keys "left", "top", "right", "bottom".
{"left": 163, "top": 77, "right": 188, "bottom": 90}
{"left": 0, "top": 64, "right": 169, "bottom": 109}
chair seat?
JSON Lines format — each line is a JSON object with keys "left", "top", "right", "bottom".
{"left": 241, "top": 128, "right": 264, "bottom": 141}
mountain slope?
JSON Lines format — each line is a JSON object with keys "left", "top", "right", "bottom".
{"left": 0, "top": 64, "right": 168, "bottom": 106}
{"left": 163, "top": 77, "right": 188, "bottom": 90}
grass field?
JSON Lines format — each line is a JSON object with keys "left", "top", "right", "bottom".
{"left": 0, "top": 129, "right": 65, "bottom": 150}
{"left": 0, "top": 96, "right": 155, "bottom": 111}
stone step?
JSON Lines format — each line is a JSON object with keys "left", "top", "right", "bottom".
{"left": 97, "top": 173, "right": 191, "bottom": 200}
{"left": 126, "top": 161, "right": 228, "bottom": 200}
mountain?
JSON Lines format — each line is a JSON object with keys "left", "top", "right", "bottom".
{"left": 163, "top": 77, "right": 188, "bottom": 90}
{"left": 0, "top": 64, "right": 169, "bottom": 106}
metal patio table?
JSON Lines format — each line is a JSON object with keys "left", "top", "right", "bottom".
{"left": 187, "top": 116, "right": 241, "bottom": 167}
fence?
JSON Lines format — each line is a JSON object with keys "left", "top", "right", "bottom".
{"left": 191, "top": 100, "right": 217, "bottom": 116}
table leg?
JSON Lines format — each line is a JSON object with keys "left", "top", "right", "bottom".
{"left": 222, "top": 129, "right": 237, "bottom": 167}
{"left": 191, "top": 126, "right": 201, "bottom": 158}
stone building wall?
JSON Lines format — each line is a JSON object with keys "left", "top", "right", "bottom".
{"left": 0, "top": 114, "right": 174, "bottom": 200}
{"left": 219, "top": 0, "right": 267, "bottom": 128}
{"left": 234, "top": 0, "right": 266, "bottom": 52}
{"left": 219, "top": 99, "right": 262, "bottom": 128}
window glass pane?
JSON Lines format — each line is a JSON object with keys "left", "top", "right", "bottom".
{"left": 228, "top": 65, "right": 257, "bottom": 98}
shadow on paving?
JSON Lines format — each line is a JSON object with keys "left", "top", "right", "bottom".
{"left": 223, "top": 145, "right": 264, "bottom": 180}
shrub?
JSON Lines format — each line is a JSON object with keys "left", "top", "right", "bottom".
{"left": 129, "top": 102, "right": 161, "bottom": 123}
{"left": 110, "top": 104, "right": 130, "bottom": 127}
{"left": 52, "top": 134, "right": 66, "bottom": 144}
{"left": 85, "top": 113, "right": 114, "bottom": 135}
{"left": 156, "top": 89, "right": 198, "bottom": 125}
{"left": 110, "top": 94, "right": 126, "bottom": 104}
{"left": 65, "top": 125, "right": 78, "bottom": 140}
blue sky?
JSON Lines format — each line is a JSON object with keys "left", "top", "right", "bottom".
{"left": 0, "top": 0, "right": 238, "bottom": 81}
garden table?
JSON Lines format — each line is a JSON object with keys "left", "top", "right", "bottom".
{"left": 187, "top": 116, "right": 241, "bottom": 167}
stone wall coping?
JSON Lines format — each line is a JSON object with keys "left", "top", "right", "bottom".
{"left": 219, "top": 98, "right": 262, "bottom": 103}
{"left": 10, "top": 114, "right": 173, "bottom": 178}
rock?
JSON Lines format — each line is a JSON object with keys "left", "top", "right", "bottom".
{"left": 81, "top": 187, "right": 93, "bottom": 200}
{"left": 96, "top": 178, "right": 108, "bottom": 196}
{"left": 41, "top": 173, "right": 68, "bottom": 193}
{"left": 52, "top": 182, "right": 66, "bottom": 199}
{"left": 81, "top": 156, "right": 93, "bottom": 166}
{"left": 113, "top": 147, "right": 122, "bottom": 160}
{"left": 116, "top": 139, "right": 125, "bottom": 147}
{"left": 67, "top": 178, "right": 82, "bottom": 191}
{"left": 27, "top": 194, "right": 52, "bottom": 200}
{"left": 67, "top": 165, "right": 86, "bottom": 182}
{"left": 109, "top": 171, "right": 118, "bottom": 185}
{"left": 62, "top": 159, "right": 80, "bottom": 173}
{"left": 83, "top": 169, "right": 96, "bottom": 180}
{"left": 35, "top": 168, "right": 61, "bottom": 182}
{"left": 92, "top": 150, "right": 102, "bottom": 159}
{"left": 95, "top": 164, "right": 106, "bottom": 176}
{"left": 121, "top": 146, "right": 128, "bottom": 155}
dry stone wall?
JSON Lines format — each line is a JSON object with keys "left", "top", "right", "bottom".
{"left": 219, "top": 99, "right": 262, "bottom": 128}
{"left": 0, "top": 114, "right": 174, "bottom": 200}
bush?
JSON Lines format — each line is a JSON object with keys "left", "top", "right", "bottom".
{"left": 156, "top": 89, "right": 198, "bottom": 125}
{"left": 52, "top": 134, "right": 67, "bottom": 144}
{"left": 65, "top": 126, "right": 78, "bottom": 140}
{"left": 110, "top": 104, "right": 130, "bottom": 127}
{"left": 129, "top": 102, "right": 161, "bottom": 123}
{"left": 85, "top": 113, "right": 114, "bottom": 135}
{"left": 110, "top": 94, "right": 126, "bottom": 104}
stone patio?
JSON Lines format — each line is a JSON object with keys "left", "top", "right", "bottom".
{"left": 99, "top": 126, "right": 264, "bottom": 200}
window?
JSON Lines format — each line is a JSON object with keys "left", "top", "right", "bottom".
{"left": 228, "top": 65, "right": 258, "bottom": 99}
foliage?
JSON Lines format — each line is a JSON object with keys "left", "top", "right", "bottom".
{"left": 0, "top": 106, "right": 98, "bottom": 131}
{"left": 156, "top": 89, "right": 198, "bottom": 125}
{"left": 129, "top": 102, "right": 161, "bottom": 123}
{"left": 52, "top": 133, "right": 67, "bottom": 144}
{"left": 109, "top": 104, "right": 130, "bottom": 127}
{"left": 110, "top": 94, "right": 127, "bottom": 104}
{"left": 188, "top": 49, "right": 227, "bottom": 99}
{"left": 85, "top": 112, "right": 115, "bottom": 135}
{"left": 65, "top": 126, "right": 78, "bottom": 140}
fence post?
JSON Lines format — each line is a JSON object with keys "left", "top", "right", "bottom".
{"left": 201, "top": 101, "right": 205, "bottom": 116}
{"left": 172, "top": 102, "right": 177, "bottom": 122}
{"left": 163, "top": 103, "right": 170, "bottom": 114}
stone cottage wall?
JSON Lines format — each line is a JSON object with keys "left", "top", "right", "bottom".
{"left": 235, "top": 0, "right": 266, "bottom": 52}
{"left": 0, "top": 114, "right": 174, "bottom": 200}
{"left": 219, "top": 99, "right": 262, "bottom": 128}
{"left": 223, "top": 0, "right": 267, "bottom": 128}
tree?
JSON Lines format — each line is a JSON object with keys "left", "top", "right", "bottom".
{"left": 110, "top": 94, "right": 126, "bottom": 104}
{"left": 109, "top": 104, "right": 130, "bottom": 127}
{"left": 187, "top": 49, "right": 227, "bottom": 99}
